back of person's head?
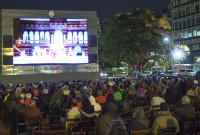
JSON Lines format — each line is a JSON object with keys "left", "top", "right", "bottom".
{"left": 72, "top": 98, "right": 78, "bottom": 107}
{"left": 86, "top": 88, "right": 92, "bottom": 96}
{"left": 152, "top": 76, "right": 158, "bottom": 83}
{"left": 26, "top": 93, "right": 32, "bottom": 99}
{"left": 82, "top": 97, "right": 91, "bottom": 107}
{"left": 196, "top": 86, "right": 200, "bottom": 95}
{"left": 106, "top": 93, "right": 114, "bottom": 102}
{"left": 187, "top": 90, "right": 195, "bottom": 97}
{"left": 149, "top": 86, "right": 155, "bottom": 93}
{"left": 182, "top": 96, "right": 190, "bottom": 104}
{"left": 29, "top": 100, "right": 36, "bottom": 107}
{"left": 133, "top": 107, "right": 145, "bottom": 119}
{"left": 122, "top": 93, "right": 128, "bottom": 99}
{"left": 97, "top": 90, "right": 103, "bottom": 96}
{"left": 160, "top": 102, "right": 168, "bottom": 111}
{"left": 106, "top": 84, "right": 111, "bottom": 89}
{"left": 156, "top": 91, "right": 163, "bottom": 97}
{"left": 77, "top": 96, "right": 82, "bottom": 102}
{"left": 105, "top": 103, "right": 118, "bottom": 115}
{"left": 166, "top": 88, "right": 173, "bottom": 95}
{"left": 192, "top": 85, "right": 197, "bottom": 91}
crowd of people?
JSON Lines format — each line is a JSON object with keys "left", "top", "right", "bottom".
{"left": 0, "top": 75, "right": 200, "bottom": 135}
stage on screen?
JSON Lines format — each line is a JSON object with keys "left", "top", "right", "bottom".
{"left": 13, "top": 18, "right": 88, "bottom": 64}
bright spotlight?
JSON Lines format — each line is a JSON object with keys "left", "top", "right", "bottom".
{"left": 173, "top": 49, "right": 184, "bottom": 59}
{"left": 163, "top": 36, "right": 170, "bottom": 44}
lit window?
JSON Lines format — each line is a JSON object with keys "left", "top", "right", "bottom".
{"left": 29, "top": 31, "right": 34, "bottom": 43}
{"left": 45, "top": 31, "right": 50, "bottom": 42}
{"left": 40, "top": 31, "right": 44, "bottom": 43}
{"left": 193, "top": 30, "right": 197, "bottom": 36}
{"left": 84, "top": 31, "right": 88, "bottom": 44}
{"left": 184, "top": 31, "right": 187, "bottom": 38}
{"left": 188, "top": 31, "right": 192, "bottom": 37}
{"left": 23, "top": 31, "right": 28, "bottom": 43}
{"left": 73, "top": 31, "right": 78, "bottom": 44}
{"left": 35, "top": 31, "right": 39, "bottom": 43}
{"left": 197, "top": 30, "right": 200, "bottom": 36}
{"left": 78, "top": 32, "right": 83, "bottom": 44}
{"left": 67, "top": 31, "right": 72, "bottom": 44}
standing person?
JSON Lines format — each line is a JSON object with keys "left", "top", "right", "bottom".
{"left": 152, "top": 102, "right": 179, "bottom": 135}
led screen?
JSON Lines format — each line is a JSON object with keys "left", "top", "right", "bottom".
{"left": 13, "top": 18, "right": 88, "bottom": 64}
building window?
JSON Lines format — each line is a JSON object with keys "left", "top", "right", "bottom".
{"left": 179, "top": 21, "right": 183, "bottom": 29}
{"left": 193, "top": 30, "right": 197, "bottom": 36}
{"left": 195, "top": 44, "right": 200, "bottom": 50}
{"left": 175, "top": 22, "right": 179, "bottom": 30}
{"left": 187, "top": 19, "right": 191, "bottom": 27}
{"left": 84, "top": 31, "right": 88, "bottom": 44}
{"left": 191, "top": 44, "right": 200, "bottom": 51}
{"left": 191, "top": 6, "right": 195, "bottom": 14}
{"left": 78, "top": 31, "right": 83, "bottom": 44}
{"left": 188, "top": 31, "right": 192, "bottom": 37}
{"left": 182, "top": 8, "right": 186, "bottom": 16}
{"left": 197, "top": 29, "right": 200, "bottom": 36}
{"left": 186, "top": 7, "right": 190, "bottom": 15}
{"left": 180, "top": 31, "right": 184, "bottom": 38}
{"left": 172, "top": 23, "right": 175, "bottom": 30}
{"left": 178, "top": 10, "right": 182, "bottom": 17}
{"left": 191, "top": 17, "right": 195, "bottom": 26}
{"left": 196, "top": 17, "right": 200, "bottom": 25}
{"left": 73, "top": 31, "right": 78, "bottom": 44}
{"left": 29, "top": 31, "right": 34, "bottom": 44}
{"left": 67, "top": 31, "right": 72, "bottom": 44}
{"left": 35, "top": 31, "right": 39, "bottom": 44}
{"left": 174, "top": 11, "right": 178, "bottom": 18}
{"left": 183, "top": 20, "right": 187, "bottom": 28}
{"left": 184, "top": 31, "right": 187, "bottom": 38}
{"left": 195, "top": 4, "right": 199, "bottom": 12}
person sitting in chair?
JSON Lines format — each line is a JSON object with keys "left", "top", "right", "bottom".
{"left": 152, "top": 102, "right": 179, "bottom": 135}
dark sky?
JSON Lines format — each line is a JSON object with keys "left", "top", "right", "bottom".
{"left": 0, "top": 0, "right": 170, "bottom": 21}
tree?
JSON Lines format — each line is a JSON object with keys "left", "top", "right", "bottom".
{"left": 99, "top": 9, "right": 172, "bottom": 75}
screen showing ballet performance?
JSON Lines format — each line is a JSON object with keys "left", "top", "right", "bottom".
{"left": 13, "top": 18, "right": 88, "bottom": 65}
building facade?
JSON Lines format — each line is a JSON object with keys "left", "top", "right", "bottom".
{"left": 0, "top": 9, "right": 99, "bottom": 84}
{"left": 171, "top": 0, "right": 200, "bottom": 70}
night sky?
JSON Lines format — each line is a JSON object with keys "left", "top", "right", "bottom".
{"left": 0, "top": 0, "right": 170, "bottom": 21}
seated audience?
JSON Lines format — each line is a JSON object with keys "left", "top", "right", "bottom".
{"left": 164, "top": 88, "right": 176, "bottom": 105}
{"left": 49, "top": 90, "right": 63, "bottom": 115}
{"left": 151, "top": 91, "right": 165, "bottom": 107}
{"left": 173, "top": 95, "right": 196, "bottom": 133}
{"left": 24, "top": 93, "right": 32, "bottom": 106}
{"left": 95, "top": 90, "right": 106, "bottom": 104}
{"left": 120, "top": 93, "right": 132, "bottom": 110}
{"left": 23, "top": 100, "right": 41, "bottom": 120}
{"left": 128, "top": 107, "right": 149, "bottom": 131}
{"left": 113, "top": 88, "right": 122, "bottom": 101}
{"left": 136, "top": 88, "right": 146, "bottom": 100}
{"left": 152, "top": 102, "right": 179, "bottom": 135}
{"left": 95, "top": 103, "right": 121, "bottom": 135}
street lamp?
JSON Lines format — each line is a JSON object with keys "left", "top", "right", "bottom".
{"left": 163, "top": 35, "right": 171, "bottom": 44}
{"left": 173, "top": 49, "right": 184, "bottom": 60}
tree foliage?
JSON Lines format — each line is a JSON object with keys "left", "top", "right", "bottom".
{"left": 99, "top": 9, "right": 172, "bottom": 70}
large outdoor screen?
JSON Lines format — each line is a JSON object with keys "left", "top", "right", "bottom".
{"left": 13, "top": 18, "right": 88, "bottom": 65}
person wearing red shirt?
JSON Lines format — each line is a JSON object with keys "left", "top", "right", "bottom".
{"left": 96, "top": 90, "right": 106, "bottom": 104}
